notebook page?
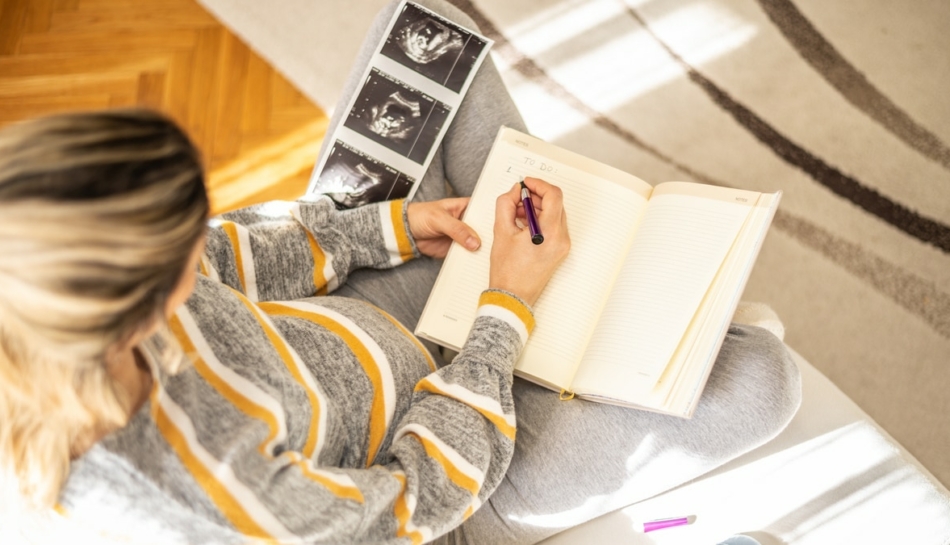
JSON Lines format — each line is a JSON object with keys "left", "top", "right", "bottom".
{"left": 571, "top": 190, "right": 754, "bottom": 398}
{"left": 664, "top": 192, "right": 780, "bottom": 414}
{"left": 416, "top": 128, "right": 648, "bottom": 390}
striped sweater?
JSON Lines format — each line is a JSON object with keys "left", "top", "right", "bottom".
{"left": 57, "top": 198, "right": 535, "bottom": 544}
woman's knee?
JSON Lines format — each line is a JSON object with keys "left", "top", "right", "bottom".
{"left": 723, "top": 324, "right": 802, "bottom": 425}
{"left": 693, "top": 325, "right": 802, "bottom": 456}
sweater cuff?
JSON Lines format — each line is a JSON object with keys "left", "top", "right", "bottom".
{"left": 380, "top": 199, "right": 418, "bottom": 266}
{"left": 476, "top": 290, "right": 535, "bottom": 348}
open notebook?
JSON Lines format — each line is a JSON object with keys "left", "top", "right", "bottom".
{"left": 415, "top": 128, "right": 780, "bottom": 417}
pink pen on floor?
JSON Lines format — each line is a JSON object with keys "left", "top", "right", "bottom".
{"left": 638, "top": 516, "right": 692, "bottom": 532}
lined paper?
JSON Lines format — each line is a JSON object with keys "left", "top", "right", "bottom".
{"left": 572, "top": 193, "right": 753, "bottom": 396}
{"left": 418, "top": 128, "right": 647, "bottom": 389}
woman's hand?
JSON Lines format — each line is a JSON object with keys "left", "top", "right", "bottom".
{"left": 489, "top": 177, "right": 570, "bottom": 306}
{"left": 406, "top": 197, "right": 481, "bottom": 259}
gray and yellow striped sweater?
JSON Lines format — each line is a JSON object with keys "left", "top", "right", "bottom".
{"left": 57, "top": 198, "right": 534, "bottom": 544}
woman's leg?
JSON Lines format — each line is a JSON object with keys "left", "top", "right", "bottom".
{"left": 446, "top": 325, "right": 802, "bottom": 545}
{"left": 324, "top": 0, "right": 525, "bottom": 331}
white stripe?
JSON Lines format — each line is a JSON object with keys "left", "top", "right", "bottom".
{"left": 403, "top": 503, "right": 434, "bottom": 542}
{"left": 175, "top": 308, "right": 287, "bottom": 455}
{"left": 469, "top": 496, "right": 483, "bottom": 514}
{"left": 155, "top": 385, "right": 296, "bottom": 539}
{"left": 393, "top": 423, "right": 485, "bottom": 489}
{"left": 322, "top": 247, "right": 340, "bottom": 292}
{"left": 255, "top": 200, "right": 294, "bottom": 218}
{"left": 290, "top": 202, "right": 341, "bottom": 292}
{"left": 421, "top": 374, "right": 516, "bottom": 430}
{"left": 244, "top": 303, "right": 329, "bottom": 460}
{"left": 199, "top": 254, "right": 220, "bottom": 281}
{"left": 393, "top": 472, "right": 435, "bottom": 543}
{"left": 287, "top": 203, "right": 302, "bottom": 219}
{"left": 285, "top": 452, "right": 360, "bottom": 490}
{"left": 234, "top": 224, "right": 259, "bottom": 302}
{"left": 280, "top": 300, "right": 397, "bottom": 431}
{"left": 477, "top": 304, "right": 530, "bottom": 346}
{"left": 304, "top": 466, "right": 359, "bottom": 490}
{"left": 378, "top": 204, "right": 404, "bottom": 267}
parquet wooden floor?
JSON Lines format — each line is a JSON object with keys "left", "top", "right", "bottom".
{"left": 0, "top": 0, "right": 328, "bottom": 213}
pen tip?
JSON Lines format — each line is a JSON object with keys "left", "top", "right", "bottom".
{"left": 520, "top": 180, "right": 527, "bottom": 190}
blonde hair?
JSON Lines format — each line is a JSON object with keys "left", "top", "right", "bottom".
{"left": 0, "top": 110, "right": 209, "bottom": 510}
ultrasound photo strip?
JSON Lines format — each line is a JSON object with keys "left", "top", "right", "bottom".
{"left": 306, "top": 1, "right": 493, "bottom": 206}
{"left": 344, "top": 68, "right": 452, "bottom": 165}
{"left": 312, "top": 141, "right": 415, "bottom": 209}
{"left": 380, "top": 2, "right": 488, "bottom": 93}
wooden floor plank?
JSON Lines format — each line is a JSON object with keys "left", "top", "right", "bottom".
{"left": 50, "top": 6, "right": 218, "bottom": 32}
{"left": 241, "top": 53, "right": 273, "bottom": 134}
{"left": 269, "top": 106, "right": 325, "bottom": 133}
{"left": 0, "top": 94, "right": 112, "bottom": 123}
{"left": 0, "top": 52, "right": 170, "bottom": 78}
{"left": 136, "top": 71, "right": 166, "bottom": 109}
{"left": 52, "top": 0, "right": 80, "bottom": 11}
{"left": 18, "top": 28, "right": 198, "bottom": 55}
{"left": 24, "top": 0, "right": 56, "bottom": 34}
{"left": 0, "top": 72, "right": 140, "bottom": 99}
{"left": 0, "top": 0, "right": 30, "bottom": 55}
{"left": 209, "top": 117, "right": 327, "bottom": 213}
{"left": 0, "top": 0, "right": 328, "bottom": 209}
{"left": 209, "top": 30, "right": 249, "bottom": 165}
{"left": 184, "top": 26, "right": 222, "bottom": 149}
{"left": 78, "top": 0, "right": 197, "bottom": 7}
{"left": 161, "top": 49, "right": 194, "bottom": 131}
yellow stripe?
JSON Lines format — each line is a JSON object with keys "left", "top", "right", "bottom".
{"left": 284, "top": 452, "right": 364, "bottom": 503}
{"left": 198, "top": 256, "right": 209, "bottom": 277}
{"left": 232, "top": 296, "right": 323, "bottom": 460}
{"left": 169, "top": 316, "right": 282, "bottom": 458}
{"left": 415, "top": 379, "right": 516, "bottom": 441}
{"left": 220, "top": 221, "right": 247, "bottom": 292}
{"left": 478, "top": 291, "right": 535, "bottom": 332}
{"left": 355, "top": 300, "right": 436, "bottom": 372}
{"left": 149, "top": 387, "right": 275, "bottom": 540}
{"left": 389, "top": 199, "right": 414, "bottom": 262}
{"left": 303, "top": 230, "right": 329, "bottom": 296}
{"left": 258, "top": 302, "right": 387, "bottom": 467}
{"left": 407, "top": 432, "right": 480, "bottom": 496}
{"left": 393, "top": 474, "right": 424, "bottom": 545}
{"left": 463, "top": 505, "right": 475, "bottom": 520}
{"left": 169, "top": 315, "right": 363, "bottom": 504}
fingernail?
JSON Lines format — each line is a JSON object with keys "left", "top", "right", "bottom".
{"left": 465, "top": 237, "right": 480, "bottom": 250}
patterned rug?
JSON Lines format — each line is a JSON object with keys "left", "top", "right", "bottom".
{"left": 197, "top": 0, "right": 950, "bottom": 485}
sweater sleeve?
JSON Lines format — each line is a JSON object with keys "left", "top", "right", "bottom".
{"left": 383, "top": 289, "right": 533, "bottom": 541}
{"left": 201, "top": 197, "right": 418, "bottom": 301}
{"left": 311, "top": 290, "right": 532, "bottom": 543}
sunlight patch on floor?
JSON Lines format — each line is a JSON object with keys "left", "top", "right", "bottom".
{"left": 497, "top": 0, "right": 757, "bottom": 140}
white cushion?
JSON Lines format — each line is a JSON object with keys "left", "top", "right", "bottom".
{"left": 540, "top": 349, "right": 950, "bottom": 544}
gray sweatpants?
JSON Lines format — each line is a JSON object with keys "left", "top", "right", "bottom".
{"left": 322, "top": 1, "right": 802, "bottom": 543}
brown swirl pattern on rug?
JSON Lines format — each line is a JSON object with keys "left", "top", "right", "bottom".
{"left": 757, "top": 0, "right": 950, "bottom": 171}
{"left": 451, "top": 0, "right": 950, "bottom": 339}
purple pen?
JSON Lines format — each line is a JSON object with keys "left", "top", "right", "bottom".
{"left": 639, "top": 516, "right": 691, "bottom": 533}
{"left": 520, "top": 180, "right": 544, "bottom": 245}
